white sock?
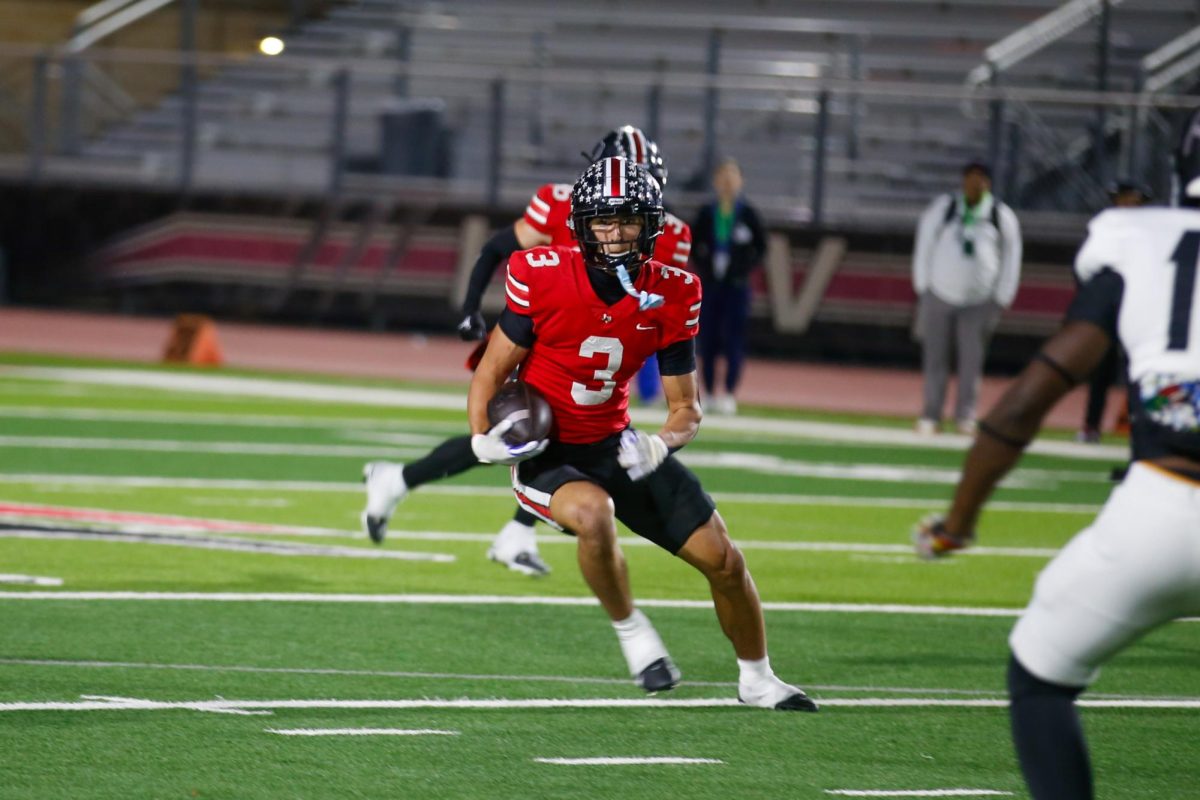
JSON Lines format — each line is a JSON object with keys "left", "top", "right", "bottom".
{"left": 613, "top": 608, "right": 650, "bottom": 638}
{"left": 737, "top": 656, "right": 774, "bottom": 686}
{"left": 612, "top": 609, "right": 668, "bottom": 676}
{"left": 492, "top": 520, "right": 536, "bottom": 558}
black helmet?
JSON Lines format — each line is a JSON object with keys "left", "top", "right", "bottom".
{"left": 571, "top": 156, "right": 664, "bottom": 276}
{"left": 1175, "top": 107, "right": 1200, "bottom": 207}
{"left": 588, "top": 125, "right": 668, "bottom": 188}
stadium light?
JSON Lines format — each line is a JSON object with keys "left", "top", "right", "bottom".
{"left": 259, "top": 36, "right": 285, "bottom": 56}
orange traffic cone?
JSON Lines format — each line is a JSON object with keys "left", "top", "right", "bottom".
{"left": 163, "top": 314, "right": 224, "bottom": 366}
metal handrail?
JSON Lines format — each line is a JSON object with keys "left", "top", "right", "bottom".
{"left": 1008, "top": 99, "right": 1108, "bottom": 207}
{"left": 3, "top": 44, "right": 1196, "bottom": 111}
{"left": 965, "top": 0, "right": 1125, "bottom": 88}
{"left": 67, "top": 0, "right": 178, "bottom": 53}
{"left": 1142, "top": 26, "right": 1200, "bottom": 93}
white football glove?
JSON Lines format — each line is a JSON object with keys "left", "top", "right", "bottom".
{"left": 471, "top": 419, "right": 548, "bottom": 466}
{"left": 617, "top": 429, "right": 669, "bottom": 481}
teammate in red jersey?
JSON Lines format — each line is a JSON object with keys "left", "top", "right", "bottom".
{"left": 466, "top": 157, "right": 816, "bottom": 710}
{"left": 458, "top": 125, "right": 690, "bottom": 340}
{"left": 363, "top": 127, "right": 688, "bottom": 579}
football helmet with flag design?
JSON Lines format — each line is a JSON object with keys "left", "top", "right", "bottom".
{"left": 588, "top": 125, "right": 668, "bottom": 188}
{"left": 571, "top": 156, "right": 665, "bottom": 277}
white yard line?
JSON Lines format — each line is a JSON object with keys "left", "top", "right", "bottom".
{"left": 78, "top": 694, "right": 272, "bottom": 716}
{"left": 0, "top": 658, "right": 1013, "bottom": 696}
{"left": 534, "top": 757, "right": 722, "bottom": 766}
{"left": 0, "top": 518, "right": 1060, "bottom": 560}
{"left": 0, "top": 405, "right": 454, "bottom": 435}
{"left": 266, "top": 728, "right": 459, "bottom": 736}
{"left": 0, "top": 573, "right": 63, "bottom": 587}
{"left": 0, "top": 436, "right": 1103, "bottom": 486}
{"left": 0, "top": 529, "right": 455, "bottom": 562}
{"left": 382, "top": 531, "right": 1061, "bottom": 559}
{"left": 10, "top": 591, "right": 1193, "bottom": 623}
{"left": 2, "top": 696, "right": 1199, "bottom": 714}
{"left": 0, "top": 435, "right": 427, "bottom": 459}
{"left": 0, "top": 473, "right": 1103, "bottom": 514}
{"left": 680, "top": 451, "right": 1109, "bottom": 487}
{"left": 825, "top": 791, "right": 1013, "bottom": 797}
{"left": 0, "top": 367, "right": 469, "bottom": 411}
{"left": 0, "top": 366, "right": 1125, "bottom": 461}
{"left": 0, "top": 590, "right": 1025, "bottom": 616}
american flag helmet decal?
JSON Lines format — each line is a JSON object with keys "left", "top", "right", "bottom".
{"left": 603, "top": 156, "right": 627, "bottom": 199}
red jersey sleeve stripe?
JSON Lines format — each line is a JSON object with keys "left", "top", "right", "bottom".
{"left": 631, "top": 129, "right": 646, "bottom": 166}
{"left": 506, "top": 286, "right": 531, "bottom": 307}
{"left": 524, "top": 205, "right": 549, "bottom": 226}
{"left": 506, "top": 266, "right": 529, "bottom": 293}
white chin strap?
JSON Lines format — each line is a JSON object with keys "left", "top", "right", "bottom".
{"left": 615, "top": 263, "right": 664, "bottom": 311}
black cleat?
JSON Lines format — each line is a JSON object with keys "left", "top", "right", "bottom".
{"left": 487, "top": 548, "right": 551, "bottom": 577}
{"left": 737, "top": 689, "right": 820, "bottom": 712}
{"left": 738, "top": 674, "right": 820, "bottom": 712}
{"left": 636, "top": 657, "right": 681, "bottom": 693}
{"left": 360, "top": 461, "right": 407, "bottom": 545}
{"left": 363, "top": 514, "right": 387, "bottom": 545}
{"left": 773, "top": 691, "right": 820, "bottom": 712}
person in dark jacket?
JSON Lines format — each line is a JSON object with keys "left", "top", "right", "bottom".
{"left": 690, "top": 158, "right": 767, "bottom": 415}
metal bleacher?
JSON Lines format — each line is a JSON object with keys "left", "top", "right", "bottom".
{"left": 49, "top": 0, "right": 1189, "bottom": 232}
{"left": 3, "top": 0, "right": 1196, "bottom": 235}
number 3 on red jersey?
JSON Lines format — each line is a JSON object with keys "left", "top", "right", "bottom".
{"left": 525, "top": 251, "right": 560, "bottom": 268}
{"left": 571, "top": 336, "right": 624, "bottom": 405}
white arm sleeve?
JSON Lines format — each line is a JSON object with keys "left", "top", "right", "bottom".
{"left": 1074, "top": 209, "right": 1125, "bottom": 284}
{"left": 912, "top": 196, "right": 946, "bottom": 295}
{"left": 994, "top": 204, "right": 1023, "bottom": 308}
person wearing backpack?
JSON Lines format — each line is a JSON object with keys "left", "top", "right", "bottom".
{"left": 912, "top": 160, "right": 1023, "bottom": 436}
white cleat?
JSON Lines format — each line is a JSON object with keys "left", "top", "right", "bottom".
{"left": 486, "top": 520, "right": 550, "bottom": 577}
{"left": 361, "top": 461, "right": 407, "bottom": 544}
{"left": 738, "top": 674, "right": 819, "bottom": 712}
{"left": 915, "top": 418, "right": 939, "bottom": 436}
{"left": 713, "top": 395, "right": 738, "bottom": 415}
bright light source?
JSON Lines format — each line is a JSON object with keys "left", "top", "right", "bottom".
{"left": 259, "top": 36, "right": 285, "bottom": 56}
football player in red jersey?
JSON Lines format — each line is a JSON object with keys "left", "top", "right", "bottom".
{"left": 466, "top": 157, "right": 815, "bottom": 710}
{"left": 363, "top": 127, "right": 689, "bottom": 579}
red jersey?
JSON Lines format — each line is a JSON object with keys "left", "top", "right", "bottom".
{"left": 522, "top": 183, "right": 576, "bottom": 247}
{"left": 505, "top": 246, "right": 702, "bottom": 444}
{"left": 656, "top": 212, "right": 692, "bottom": 270}
{"left": 523, "top": 183, "right": 692, "bottom": 269}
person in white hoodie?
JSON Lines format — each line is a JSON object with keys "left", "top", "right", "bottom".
{"left": 912, "top": 160, "right": 1023, "bottom": 435}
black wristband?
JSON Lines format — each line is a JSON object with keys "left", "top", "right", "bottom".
{"left": 1032, "top": 351, "right": 1079, "bottom": 387}
{"left": 977, "top": 420, "right": 1031, "bottom": 450}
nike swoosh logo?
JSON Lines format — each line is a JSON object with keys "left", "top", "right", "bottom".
{"left": 636, "top": 324, "right": 655, "bottom": 331}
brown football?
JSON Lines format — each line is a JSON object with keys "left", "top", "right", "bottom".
{"left": 487, "top": 381, "right": 554, "bottom": 446}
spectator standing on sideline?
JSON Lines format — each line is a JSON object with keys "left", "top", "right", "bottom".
{"left": 912, "top": 160, "right": 1022, "bottom": 435}
{"left": 1076, "top": 179, "right": 1152, "bottom": 443}
{"left": 691, "top": 158, "right": 766, "bottom": 415}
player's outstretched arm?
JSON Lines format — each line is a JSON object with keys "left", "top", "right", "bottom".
{"left": 617, "top": 370, "right": 703, "bottom": 481}
{"left": 931, "top": 321, "right": 1112, "bottom": 552}
{"left": 658, "top": 370, "right": 703, "bottom": 450}
{"left": 457, "top": 220, "right": 552, "bottom": 340}
{"left": 467, "top": 324, "right": 529, "bottom": 435}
